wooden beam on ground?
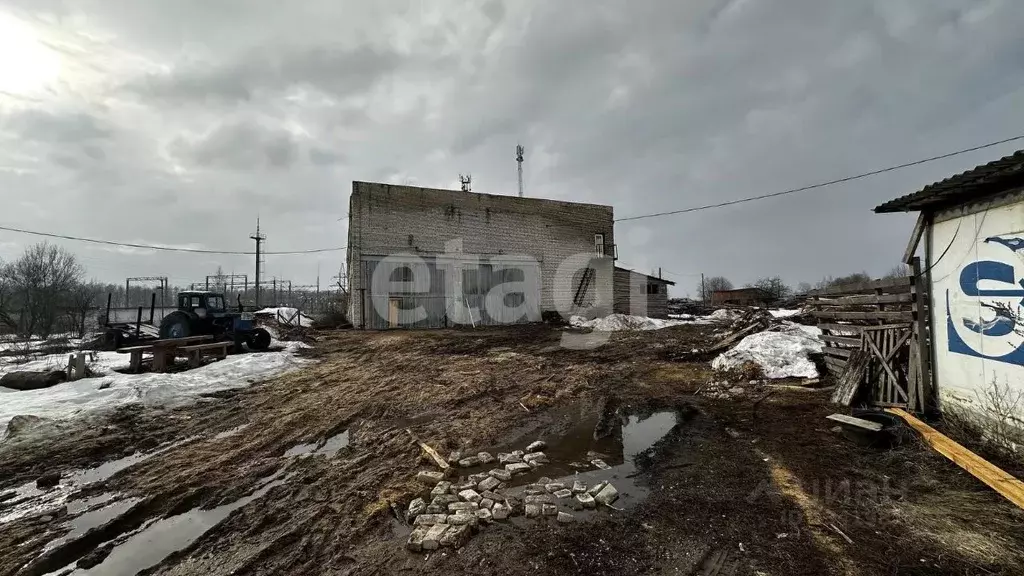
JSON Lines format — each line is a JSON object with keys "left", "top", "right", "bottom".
{"left": 887, "top": 408, "right": 1024, "bottom": 510}
{"left": 405, "top": 429, "right": 451, "bottom": 472}
{"left": 813, "top": 293, "right": 914, "bottom": 306}
{"left": 821, "top": 334, "right": 861, "bottom": 347}
{"left": 826, "top": 413, "right": 883, "bottom": 432}
{"left": 812, "top": 310, "right": 914, "bottom": 322}
{"left": 808, "top": 276, "right": 914, "bottom": 296}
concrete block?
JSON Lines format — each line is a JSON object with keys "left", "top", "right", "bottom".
{"left": 407, "top": 498, "right": 427, "bottom": 520}
{"left": 544, "top": 483, "right": 567, "bottom": 493}
{"left": 455, "top": 481, "right": 476, "bottom": 493}
{"left": 595, "top": 483, "right": 619, "bottom": 506}
{"left": 499, "top": 453, "right": 522, "bottom": 465}
{"left": 468, "top": 472, "right": 489, "bottom": 484}
{"left": 527, "top": 440, "right": 546, "bottom": 453}
{"left": 422, "top": 523, "right": 449, "bottom": 551}
{"left": 587, "top": 481, "right": 609, "bottom": 497}
{"left": 416, "top": 470, "right": 445, "bottom": 485}
{"left": 523, "top": 452, "right": 549, "bottom": 464}
{"left": 505, "top": 463, "right": 531, "bottom": 475}
{"left": 477, "top": 452, "right": 495, "bottom": 464}
{"left": 448, "top": 502, "right": 479, "bottom": 513}
{"left": 557, "top": 511, "right": 574, "bottom": 523}
{"left": 525, "top": 504, "right": 541, "bottom": 518}
{"left": 459, "top": 489, "right": 482, "bottom": 503}
{"left": 448, "top": 512, "right": 479, "bottom": 527}
{"left": 476, "top": 508, "right": 493, "bottom": 522}
{"left": 591, "top": 459, "right": 611, "bottom": 470}
{"left": 439, "top": 524, "right": 472, "bottom": 548}
{"left": 528, "top": 460, "right": 544, "bottom": 469}
{"left": 447, "top": 450, "right": 463, "bottom": 463}
{"left": 492, "top": 502, "right": 510, "bottom": 520}
{"left": 477, "top": 476, "right": 500, "bottom": 492}
{"left": 414, "top": 514, "right": 448, "bottom": 526}
{"left": 426, "top": 505, "right": 446, "bottom": 514}
{"left": 553, "top": 489, "right": 573, "bottom": 499}
{"left": 497, "top": 482, "right": 509, "bottom": 490}
{"left": 512, "top": 450, "right": 525, "bottom": 457}
{"left": 489, "top": 468, "right": 512, "bottom": 482}
{"left": 575, "top": 493, "right": 596, "bottom": 509}
{"left": 479, "top": 498, "right": 494, "bottom": 510}
{"left": 431, "top": 481, "right": 452, "bottom": 498}
{"left": 572, "top": 480, "right": 587, "bottom": 494}
{"left": 459, "top": 456, "right": 482, "bottom": 468}
{"left": 480, "top": 490, "right": 503, "bottom": 501}
{"left": 431, "top": 494, "right": 459, "bottom": 507}
{"left": 525, "top": 488, "right": 545, "bottom": 496}
{"left": 542, "top": 503, "right": 557, "bottom": 516}
{"left": 407, "top": 526, "right": 429, "bottom": 552}
{"left": 524, "top": 494, "right": 552, "bottom": 505}
{"left": 537, "top": 477, "right": 554, "bottom": 484}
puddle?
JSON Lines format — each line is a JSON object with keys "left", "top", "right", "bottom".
{"left": 65, "top": 470, "right": 290, "bottom": 576}
{"left": 467, "top": 408, "right": 684, "bottom": 523}
{"left": 213, "top": 424, "right": 250, "bottom": 440}
{"left": 64, "top": 498, "right": 142, "bottom": 540}
{"left": 0, "top": 437, "right": 195, "bottom": 526}
{"left": 284, "top": 430, "right": 349, "bottom": 458}
{"left": 66, "top": 494, "right": 117, "bottom": 516}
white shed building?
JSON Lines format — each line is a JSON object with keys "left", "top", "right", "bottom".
{"left": 875, "top": 150, "right": 1024, "bottom": 433}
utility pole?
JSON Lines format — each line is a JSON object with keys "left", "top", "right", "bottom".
{"left": 516, "top": 144, "right": 525, "bottom": 197}
{"left": 701, "top": 273, "right": 706, "bottom": 302}
{"left": 250, "top": 219, "right": 266, "bottom": 308}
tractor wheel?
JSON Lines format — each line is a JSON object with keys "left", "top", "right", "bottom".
{"left": 160, "top": 311, "right": 194, "bottom": 339}
{"left": 247, "top": 328, "right": 272, "bottom": 351}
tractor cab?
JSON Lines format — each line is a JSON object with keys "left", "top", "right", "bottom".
{"left": 160, "top": 291, "right": 270, "bottom": 350}
{"left": 177, "top": 291, "right": 227, "bottom": 317}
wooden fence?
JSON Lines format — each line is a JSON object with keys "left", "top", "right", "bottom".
{"left": 808, "top": 257, "right": 932, "bottom": 412}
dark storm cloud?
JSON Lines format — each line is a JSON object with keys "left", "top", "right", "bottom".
{"left": 1, "top": 0, "right": 1022, "bottom": 294}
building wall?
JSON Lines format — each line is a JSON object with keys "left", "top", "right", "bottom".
{"left": 347, "top": 182, "right": 615, "bottom": 328}
{"left": 613, "top": 268, "right": 670, "bottom": 318}
{"left": 710, "top": 289, "right": 765, "bottom": 306}
{"left": 928, "top": 187, "right": 1024, "bottom": 430}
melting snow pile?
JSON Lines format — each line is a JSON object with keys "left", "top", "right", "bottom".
{"left": 769, "top": 309, "right": 804, "bottom": 319}
{"left": 255, "top": 307, "right": 314, "bottom": 327}
{"left": 569, "top": 314, "right": 692, "bottom": 331}
{"left": 0, "top": 342, "right": 309, "bottom": 433}
{"left": 712, "top": 323, "right": 824, "bottom": 379}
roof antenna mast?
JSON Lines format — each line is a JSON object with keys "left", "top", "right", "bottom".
{"left": 516, "top": 144, "right": 525, "bottom": 197}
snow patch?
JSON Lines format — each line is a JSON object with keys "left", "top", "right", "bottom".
{"left": 255, "top": 307, "right": 314, "bottom": 327}
{"left": 712, "top": 323, "right": 824, "bottom": 379}
{"left": 569, "top": 314, "right": 691, "bottom": 331}
{"left": 0, "top": 343, "right": 309, "bottom": 433}
{"left": 769, "top": 309, "right": 804, "bottom": 318}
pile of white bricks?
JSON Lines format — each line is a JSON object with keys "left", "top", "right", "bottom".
{"left": 406, "top": 440, "right": 620, "bottom": 552}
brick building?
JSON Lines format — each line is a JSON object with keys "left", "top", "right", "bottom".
{"left": 613, "top": 267, "right": 675, "bottom": 318}
{"left": 346, "top": 181, "right": 616, "bottom": 328}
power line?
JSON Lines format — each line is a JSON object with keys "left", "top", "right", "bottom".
{"left": 615, "top": 134, "right": 1024, "bottom": 223}
{"left": 0, "top": 224, "right": 345, "bottom": 255}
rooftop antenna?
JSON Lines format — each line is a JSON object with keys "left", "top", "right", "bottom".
{"left": 516, "top": 144, "right": 525, "bottom": 197}
{"left": 459, "top": 173, "right": 472, "bottom": 192}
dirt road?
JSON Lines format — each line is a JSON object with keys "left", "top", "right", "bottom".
{"left": 1, "top": 324, "right": 1022, "bottom": 575}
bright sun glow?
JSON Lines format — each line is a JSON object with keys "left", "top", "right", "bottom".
{"left": 0, "top": 13, "right": 60, "bottom": 94}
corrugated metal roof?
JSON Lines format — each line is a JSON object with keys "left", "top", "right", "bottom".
{"left": 614, "top": 266, "right": 676, "bottom": 285}
{"left": 874, "top": 149, "right": 1024, "bottom": 213}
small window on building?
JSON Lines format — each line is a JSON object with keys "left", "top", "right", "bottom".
{"left": 646, "top": 283, "right": 660, "bottom": 295}
{"left": 594, "top": 233, "right": 605, "bottom": 256}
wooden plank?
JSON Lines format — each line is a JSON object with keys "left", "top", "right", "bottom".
{"left": 818, "top": 323, "right": 864, "bottom": 335}
{"left": 821, "top": 335, "right": 861, "bottom": 347}
{"left": 824, "top": 356, "right": 847, "bottom": 374}
{"left": 903, "top": 212, "right": 927, "bottom": 264}
{"left": 823, "top": 346, "right": 853, "bottom": 358}
{"left": 826, "top": 413, "right": 884, "bottom": 432}
{"left": 812, "top": 293, "right": 914, "bottom": 306}
{"left": 117, "top": 345, "right": 155, "bottom": 353}
{"left": 831, "top": 350, "right": 870, "bottom": 406}
{"left": 912, "top": 256, "right": 932, "bottom": 411}
{"left": 887, "top": 408, "right": 1024, "bottom": 510}
{"left": 812, "top": 310, "right": 914, "bottom": 322}
{"left": 406, "top": 429, "right": 451, "bottom": 472}
{"left": 862, "top": 323, "right": 914, "bottom": 332}
{"left": 181, "top": 342, "right": 232, "bottom": 352}
{"left": 808, "top": 276, "right": 914, "bottom": 296}
{"left": 865, "top": 334, "right": 908, "bottom": 402}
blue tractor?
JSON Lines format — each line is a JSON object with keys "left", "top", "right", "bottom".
{"left": 159, "top": 291, "right": 272, "bottom": 351}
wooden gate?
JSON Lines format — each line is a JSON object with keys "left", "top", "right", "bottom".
{"left": 808, "top": 257, "right": 932, "bottom": 412}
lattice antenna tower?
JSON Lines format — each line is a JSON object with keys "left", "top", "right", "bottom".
{"left": 516, "top": 144, "right": 525, "bottom": 197}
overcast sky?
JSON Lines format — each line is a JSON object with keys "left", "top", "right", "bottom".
{"left": 1, "top": 0, "right": 1022, "bottom": 297}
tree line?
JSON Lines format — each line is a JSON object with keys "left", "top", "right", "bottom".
{"left": 695, "top": 263, "right": 912, "bottom": 302}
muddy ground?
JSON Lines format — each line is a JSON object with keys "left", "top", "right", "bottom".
{"left": 1, "top": 323, "right": 1022, "bottom": 576}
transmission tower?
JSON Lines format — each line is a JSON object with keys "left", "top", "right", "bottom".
{"left": 516, "top": 144, "right": 525, "bottom": 197}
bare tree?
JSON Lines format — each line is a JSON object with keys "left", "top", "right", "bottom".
{"left": 697, "top": 276, "right": 733, "bottom": 301}
{"left": 796, "top": 281, "right": 813, "bottom": 294}
{"left": 66, "top": 282, "right": 105, "bottom": 338}
{"left": 747, "top": 276, "right": 792, "bottom": 300}
{"left": 816, "top": 272, "right": 871, "bottom": 291}
{"left": 1, "top": 242, "right": 84, "bottom": 338}
{"left": 884, "top": 263, "right": 911, "bottom": 278}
